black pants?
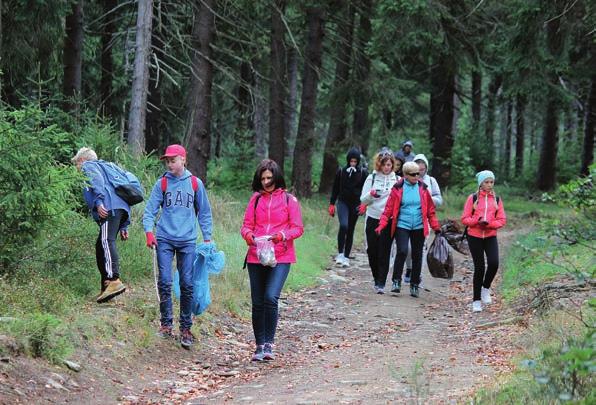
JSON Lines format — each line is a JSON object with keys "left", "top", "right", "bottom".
{"left": 392, "top": 228, "right": 425, "bottom": 285}
{"left": 467, "top": 235, "right": 499, "bottom": 301}
{"left": 95, "top": 209, "right": 128, "bottom": 291}
{"left": 336, "top": 200, "right": 359, "bottom": 257}
{"left": 365, "top": 217, "right": 393, "bottom": 288}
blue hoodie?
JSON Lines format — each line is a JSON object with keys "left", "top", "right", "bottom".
{"left": 143, "top": 169, "right": 213, "bottom": 243}
{"left": 81, "top": 160, "right": 131, "bottom": 230}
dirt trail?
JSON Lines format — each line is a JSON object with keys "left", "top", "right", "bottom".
{"left": 132, "top": 229, "right": 524, "bottom": 404}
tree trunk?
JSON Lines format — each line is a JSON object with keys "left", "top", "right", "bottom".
{"left": 515, "top": 94, "right": 526, "bottom": 173}
{"left": 581, "top": 77, "right": 596, "bottom": 175}
{"left": 352, "top": 0, "right": 372, "bottom": 156}
{"left": 63, "top": 0, "right": 84, "bottom": 113}
{"left": 285, "top": 47, "right": 298, "bottom": 158}
{"left": 483, "top": 74, "right": 503, "bottom": 169}
{"left": 471, "top": 71, "right": 482, "bottom": 123}
{"left": 127, "top": 0, "right": 153, "bottom": 156}
{"left": 319, "top": 1, "right": 356, "bottom": 194}
{"left": 254, "top": 72, "right": 268, "bottom": 159}
{"left": 429, "top": 56, "right": 456, "bottom": 188}
{"left": 100, "top": 0, "right": 117, "bottom": 117}
{"left": 291, "top": 6, "right": 325, "bottom": 198}
{"left": 186, "top": 0, "right": 216, "bottom": 182}
{"left": 503, "top": 100, "right": 513, "bottom": 178}
{"left": 145, "top": 2, "right": 164, "bottom": 155}
{"left": 237, "top": 60, "right": 254, "bottom": 133}
{"left": 537, "top": 16, "right": 565, "bottom": 191}
{"left": 268, "top": 0, "right": 287, "bottom": 170}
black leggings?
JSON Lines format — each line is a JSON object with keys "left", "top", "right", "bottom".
{"left": 336, "top": 200, "right": 359, "bottom": 257}
{"left": 467, "top": 235, "right": 499, "bottom": 301}
{"left": 392, "top": 228, "right": 425, "bottom": 285}
{"left": 365, "top": 217, "right": 392, "bottom": 288}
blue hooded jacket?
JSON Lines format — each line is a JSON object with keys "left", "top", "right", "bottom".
{"left": 81, "top": 160, "right": 131, "bottom": 230}
{"left": 143, "top": 169, "right": 213, "bottom": 243}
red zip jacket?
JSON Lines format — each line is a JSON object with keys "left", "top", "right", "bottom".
{"left": 378, "top": 179, "right": 440, "bottom": 238}
{"left": 461, "top": 190, "right": 506, "bottom": 238}
{"left": 241, "top": 188, "right": 304, "bottom": 264}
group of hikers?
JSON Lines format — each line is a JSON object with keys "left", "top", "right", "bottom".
{"left": 73, "top": 139, "right": 506, "bottom": 361}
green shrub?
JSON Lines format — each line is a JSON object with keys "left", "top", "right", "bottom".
{"left": 8, "top": 313, "right": 72, "bottom": 364}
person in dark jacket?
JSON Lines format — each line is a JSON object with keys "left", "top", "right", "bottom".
{"left": 328, "top": 148, "right": 368, "bottom": 267}
{"left": 394, "top": 140, "right": 415, "bottom": 163}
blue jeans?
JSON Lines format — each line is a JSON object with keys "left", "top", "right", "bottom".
{"left": 247, "top": 263, "right": 290, "bottom": 345}
{"left": 156, "top": 239, "right": 195, "bottom": 331}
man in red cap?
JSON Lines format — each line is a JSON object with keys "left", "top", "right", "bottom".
{"left": 143, "top": 144, "right": 213, "bottom": 349}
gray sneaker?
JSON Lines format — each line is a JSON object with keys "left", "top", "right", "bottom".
{"left": 263, "top": 343, "right": 275, "bottom": 361}
{"left": 180, "top": 329, "right": 195, "bottom": 349}
{"left": 391, "top": 281, "right": 401, "bottom": 293}
{"left": 252, "top": 345, "right": 264, "bottom": 361}
{"left": 410, "top": 284, "right": 419, "bottom": 298}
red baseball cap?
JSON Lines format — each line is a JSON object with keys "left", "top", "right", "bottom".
{"left": 160, "top": 144, "right": 186, "bottom": 160}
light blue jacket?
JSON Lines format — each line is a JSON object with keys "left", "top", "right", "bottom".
{"left": 397, "top": 180, "right": 423, "bottom": 230}
{"left": 143, "top": 170, "right": 213, "bottom": 243}
{"left": 81, "top": 160, "right": 130, "bottom": 230}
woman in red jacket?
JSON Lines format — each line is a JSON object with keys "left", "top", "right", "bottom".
{"left": 240, "top": 159, "right": 304, "bottom": 361}
{"left": 461, "top": 170, "right": 507, "bottom": 313}
{"left": 375, "top": 162, "right": 441, "bottom": 298}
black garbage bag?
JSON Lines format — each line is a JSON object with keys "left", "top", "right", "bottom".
{"left": 440, "top": 220, "right": 470, "bottom": 255}
{"left": 427, "top": 233, "right": 454, "bottom": 279}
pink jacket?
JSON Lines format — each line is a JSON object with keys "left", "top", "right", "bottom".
{"left": 461, "top": 190, "right": 506, "bottom": 238}
{"left": 241, "top": 188, "right": 304, "bottom": 264}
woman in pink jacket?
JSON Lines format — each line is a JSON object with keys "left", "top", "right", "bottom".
{"left": 461, "top": 170, "right": 507, "bottom": 313}
{"left": 241, "top": 159, "right": 304, "bottom": 361}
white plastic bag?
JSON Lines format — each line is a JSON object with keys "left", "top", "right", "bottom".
{"left": 255, "top": 236, "right": 277, "bottom": 267}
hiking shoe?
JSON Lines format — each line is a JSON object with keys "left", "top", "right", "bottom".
{"left": 180, "top": 329, "right": 195, "bottom": 349}
{"left": 335, "top": 253, "right": 345, "bottom": 265}
{"left": 410, "top": 284, "right": 419, "bottom": 298}
{"left": 96, "top": 279, "right": 126, "bottom": 303}
{"left": 404, "top": 269, "right": 411, "bottom": 284}
{"left": 481, "top": 287, "right": 492, "bottom": 304}
{"left": 251, "top": 345, "right": 265, "bottom": 361}
{"left": 157, "top": 325, "right": 174, "bottom": 339}
{"left": 472, "top": 300, "right": 483, "bottom": 312}
{"left": 391, "top": 281, "right": 401, "bottom": 293}
{"left": 263, "top": 343, "right": 275, "bottom": 361}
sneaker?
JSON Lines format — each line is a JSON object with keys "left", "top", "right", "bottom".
{"left": 341, "top": 256, "right": 350, "bottom": 267}
{"left": 251, "top": 345, "right": 264, "bottom": 361}
{"left": 263, "top": 343, "right": 275, "bottom": 361}
{"left": 472, "top": 300, "right": 483, "bottom": 312}
{"left": 96, "top": 279, "right": 126, "bottom": 303}
{"left": 404, "top": 269, "right": 411, "bottom": 284}
{"left": 481, "top": 287, "right": 492, "bottom": 304}
{"left": 410, "top": 284, "right": 419, "bottom": 298}
{"left": 157, "top": 325, "right": 174, "bottom": 339}
{"left": 180, "top": 329, "right": 195, "bottom": 349}
{"left": 391, "top": 281, "right": 401, "bottom": 293}
{"left": 335, "top": 253, "right": 345, "bottom": 265}
{"left": 376, "top": 286, "right": 385, "bottom": 295}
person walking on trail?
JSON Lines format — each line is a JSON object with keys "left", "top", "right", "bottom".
{"left": 394, "top": 140, "right": 416, "bottom": 163}
{"left": 240, "top": 159, "right": 304, "bottom": 362}
{"left": 394, "top": 156, "right": 405, "bottom": 177}
{"left": 143, "top": 144, "right": 213, "bottom": 349}
{"left": 376, "top": 162, "right": 441, "bottom": 298}
{"left": 73, "top": 147, "right": 130, "bottom": 304}
{"left": 360, "top": 150, "right": 398, "bottom": 294}
{"left": 461, "top": 170, "right": 507, "bottom": 313}
{"left": 328, "top": 147, "right": 368, "bottom": 267}
{"left": 400, "top": 153, "right": 444, "bottom": 285}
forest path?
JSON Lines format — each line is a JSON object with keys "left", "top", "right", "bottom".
{"left": 134, "top": 229, "right": 524, "bottom": 404}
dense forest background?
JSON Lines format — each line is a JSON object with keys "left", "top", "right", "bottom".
{"left": 1, "top": 0, "right": 594, "bottom": 195}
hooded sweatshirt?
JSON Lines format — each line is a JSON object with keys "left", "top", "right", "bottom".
{"left": 330, "top": 148, "right": 368, "bottom": 206}
{"left": 461, "top": 190, "right": 506, "bottom": 238}
{"left": 143, "top": 169, "right": 213, "bottom": 243}
{"left": 413, "top": 154, "right": 442, "bottom": 207}
{"left": 360, "top": 170, "right": 398, "bottom": 219}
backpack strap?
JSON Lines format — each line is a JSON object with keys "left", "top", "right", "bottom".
{"left": 160, "top": 174, "right": 200, "bottom": 216}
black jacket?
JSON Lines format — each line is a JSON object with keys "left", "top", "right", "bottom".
{"left": 330, "top": 148, "right": 368, "bottom": 206}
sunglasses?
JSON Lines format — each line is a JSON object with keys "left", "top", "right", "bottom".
{"left": 406, "top": 172, "right": 420, "bottom": 176}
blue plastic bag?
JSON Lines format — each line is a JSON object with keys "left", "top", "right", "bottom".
{"left": 173, "top": 242, "right": 225, "bottom": 315}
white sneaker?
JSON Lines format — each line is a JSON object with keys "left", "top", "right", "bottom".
{"left": 335, "top": 253, "right": 345, "bottom": 265}
{"left": 481, "top": 287, "right": 492, "bottom": 304}
{"left": 472, "top": 300, "right": 483, "bottom": 312}
{"left": 341, "top": 256, "right": 350, "bottom": 267}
